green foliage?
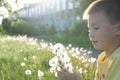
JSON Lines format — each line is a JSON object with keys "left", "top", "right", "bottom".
{"left": 0, "top": 24, "right": 13, "bottom": 36}
{"left": 0, "top": 0, "right": 16, "bottom": 15}
{"left": 1, "top": 18, "right": 11, "bottom": 31}
{"left": 10, "top": 20, "right": 57, "bottom": 36}
{"left": 49, "top": 24, "right": 57, "bottom": 35}
{"left": 39, "top": 32, "right": 92, "bottom": 48}
{"left": 69, "top": 20, "right": 88, "bottom": 36}
{"left": 10, "top": 20, "right": 38, "bottom": 36}
{"left": 70, "top": 0, "right": 95, "bottom": 18}
{"left": 78, "top": 0, "right": 95, "bottom": 18}
{"left": 39, "top": 20, "right": 93, "bottom": 48}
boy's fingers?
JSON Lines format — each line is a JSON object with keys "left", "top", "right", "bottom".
{"left": 57, "top": 71, "right": 63, "bottom": 80}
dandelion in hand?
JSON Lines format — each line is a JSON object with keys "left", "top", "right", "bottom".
{"left": 49, "top": 43, "right": 73, "bottom": 77}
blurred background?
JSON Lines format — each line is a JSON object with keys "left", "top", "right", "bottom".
{"left": 0, "top": 0, "right": 96, "bottom": 48}
{"left": 0, "top": 1, "right": 101, "bottom": 79}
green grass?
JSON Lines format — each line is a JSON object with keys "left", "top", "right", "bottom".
{"left": 39, "top": 33, "right": 93, "bottom": 48}
{"left": 0, "top": 35, "right": 58, "bottom": 80}
{"left": 0, "top": 32, "right": 96, "bottom": 80}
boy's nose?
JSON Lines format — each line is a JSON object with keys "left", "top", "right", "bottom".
{"left": 88, "top": 32, "right": 94, "bottom": 40}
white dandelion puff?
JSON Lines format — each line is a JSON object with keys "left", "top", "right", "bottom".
{"left": 25, "top": 70, "right": 31, "bottom": 75}
{"left": 21, "top": 62, "right": 25, "bottom": 67}
{"left": 38, "top": 70, "right": 44, "bottom": 77}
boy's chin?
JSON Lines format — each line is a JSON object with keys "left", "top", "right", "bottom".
{"left": 93, "top": 46, "right": 103, "bottom": 51}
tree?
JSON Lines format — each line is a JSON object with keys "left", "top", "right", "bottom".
{"left": 2, "top": 18, "right": 11, "bottom": 31}
{"left": 0, "top": 0, "right": 12, "bottom": 17}
{"left": 70, "top": 0, "right": 95, "bottom": 18}
{"left": 0, "top": 0, "right": 18, "bottom": 17}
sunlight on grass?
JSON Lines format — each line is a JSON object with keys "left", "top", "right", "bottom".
{"left": 0, "top": 35, "right": 96, "bottom": 80}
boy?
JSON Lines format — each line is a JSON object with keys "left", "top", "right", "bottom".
{"left": 57, "top": 0, "right": 120, "bottom": 80}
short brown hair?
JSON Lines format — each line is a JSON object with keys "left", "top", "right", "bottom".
{"left": 83, "top": 0, "right": 120, "bottom": 24}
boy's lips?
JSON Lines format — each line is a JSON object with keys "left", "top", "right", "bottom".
{"left": 91, "top": 41, "right": 98, "bottom": 44}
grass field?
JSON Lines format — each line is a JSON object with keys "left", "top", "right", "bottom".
{"left": 0, "top": 34, "right": 96, "bottom": 80}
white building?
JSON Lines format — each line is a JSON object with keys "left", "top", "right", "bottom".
{"left": 11, "top": 0, "right": 80, "bottom": 31}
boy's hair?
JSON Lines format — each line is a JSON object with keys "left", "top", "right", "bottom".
{"left": 83, "top": 0, "right": 120, "bottom": 24}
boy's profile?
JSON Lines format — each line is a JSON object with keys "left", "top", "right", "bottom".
{"left": 57, "top": 0, "right": 120, "bottom": 80}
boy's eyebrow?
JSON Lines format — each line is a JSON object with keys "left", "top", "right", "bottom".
{"left": 88, "top": 23, "right": 98, "bottom": 28}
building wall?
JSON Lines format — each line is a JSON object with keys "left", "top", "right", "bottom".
{"left": 11, "top": 0, "right": 79, "bottom": 31}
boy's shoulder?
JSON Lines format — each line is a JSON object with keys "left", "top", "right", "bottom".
{"left": 110, "top": 47, "right": 120, "bottom": 61}
{"left": 97, "top": 47, "right": 120, "bottom": 63}
{"left": 112, "top": 47, "right": 120, "bottom": 58}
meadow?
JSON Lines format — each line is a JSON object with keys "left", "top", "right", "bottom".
{"left": 0, "top": 34, "right": 96, "bottom": 80}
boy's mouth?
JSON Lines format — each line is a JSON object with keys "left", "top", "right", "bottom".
{"left": 91, "top": 41, "right": 97, "bottom": 44}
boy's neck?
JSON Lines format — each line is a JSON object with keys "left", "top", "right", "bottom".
{"left": 104, "top": 45, "right": 120, "bottom": 59}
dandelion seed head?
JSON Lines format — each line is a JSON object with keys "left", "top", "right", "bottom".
{"left": 49, "top": 56, "right": 58, "bottom": 67}
{"left": 57, "top": 66, "right": 61, "bottom": 71}
{"left": 38, "top": 70, "right": 44, "bottom": 77}
{"left": 20, "top": 49, "right": 23, "bottom": 53}
{"left": 78, "top": 68, "right": 83, "bottom": 73}
{"left": 52, "top": 43, "right": 65, "bottom": 54}
{"left": 32, "top": 56, "right": 36, "bottom": 59}
{"left": 88, "top": 57, "right": 96, "bottom": 63}
{"left": 68, "top": 44, "right": 72, "bottom": 48}
{"left": 25, "top": 70, "right": 31, "bottom": 75}
{"left": 84, "top": 70, "right": 88, "bottom": 73}
{"left": 24, "top": 58, "right": 27, "bottom": 61}
{"left": 55, "top": 72, "right": 58, "bottom": 77}
{"left": 37, "top": 47, "right": 41, "bottom": 50}
{"left": 50, "top": 67, "right": 56, "bottom": 73}
{"left": 21, "top": 62, "right": 25, "bottom": 67}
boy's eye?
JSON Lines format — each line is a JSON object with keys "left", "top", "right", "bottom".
{"left": 94, "top": 27, "right": 99, "bottom": 30}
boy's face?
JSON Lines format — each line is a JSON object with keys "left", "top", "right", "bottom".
{"left": 88, "top": 11, "right": 117, "bottom": 51}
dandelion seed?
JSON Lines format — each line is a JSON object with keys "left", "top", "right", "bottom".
{"left": 52, "top": 43, "right": 65, "bottom": 54}
{"left": 56, "top": 66, "right": 61, "bottom": 71}
{"left": 87, "top": 51, "right": 93, "bottom": 54}
{"left": 88, "top": 57, "right": 96, "bottom": 63}
{"left": 50, "top": 67, "right": 56, "bottom": 73}
{"left": 78, "top": 68, "right": 83, "bottom": 73}
{"left": 76, "top": 66, "right": 79, "bottom": 69}
{"left": 32, "top": 56, "right": 36, "bottom": 59}
{"left": 85, "top": 64, "right": 89, "bottom": 67}
{"left": 49, "top": 56, "right": 58, "bottom": 67}
{"left": 37, "top": 47, "right": 41, "bottom": 50}
{"left": 84, "top": 70, "right": 88, "bottom": 73}
{"left": 55, "top": 72, "right": 58, "bottom": 77}
{"left": 21, "top": 62, "right": 25, "bottom": 67}
{"left": 25, "top": 70, "right": 31, "bottom": 75}
{"left": 66, "top": 47, "right": 69, "bottom": 50}
{"left": 38, "top": 70, "right": 44, "bottom": 77}
{"left": 68, "top": 44, "right": 72, "bottom": 47}
{"left": 49, "top": 43, "right": 73, "bottom": 77}
{"left": 20, "top": 49, "right": 23, "bottom": 52}
{"left": 83, "top": 53, "right": 87, "bottom": 56}
{"left": 24, "top": 58, "right": 27, "bottom": 61}
{"left": 82, "top": 58, "right": 87, "bottom": 63}
{"left": 41, "top": 39, "right": 44, "bottom": 42}
{"left": 71, "top": 47, "right": 75, "bottom": 53}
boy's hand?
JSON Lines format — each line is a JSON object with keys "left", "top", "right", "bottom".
{"left": 57, "top": 70, "right": 83, "bottom": 80}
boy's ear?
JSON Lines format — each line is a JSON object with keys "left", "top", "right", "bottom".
{"left": 115, "top": 22, "right": 120, "bottom": 35}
